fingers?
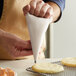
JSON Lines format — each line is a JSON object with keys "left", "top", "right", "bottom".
{"left": 15, "top": 40, "right": 32, "bottom": 50}
{"left": 39, "top": 3, "right": 50, "bottom": 17}
{"left": 17, "top": 50, "right": 33, "bottom": 57}
{"left": 7, "top": 32, "right": 32, "bottom": 50}
{"left": 44, "top": 7, "right": 53, "bottom": 18}
{"left": 23, "top": 0, "right": 53, "bottom": 18}
{"left": 29, "top": 0, "right": 37, "bottom": 14}
{"left": 23, "top": 5, "right": 30, "bottom": 15}
{"left": 34, "top": 1, "right": 44, "bottom": 16}
{"left": 10, "top": 47, "right": 33, "bottom": 57}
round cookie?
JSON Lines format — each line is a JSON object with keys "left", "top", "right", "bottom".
{"left": 32, "top": 63, "right": 64, "bottom": 74}
{"left": 61, "top": 57, "right": 76, "bottom": 67}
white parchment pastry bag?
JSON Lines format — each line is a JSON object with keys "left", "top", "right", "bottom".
{"left": 26, "top": 13, "right": 53, "bottom": 63}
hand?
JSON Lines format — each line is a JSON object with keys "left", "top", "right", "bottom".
{"left": 23, "top": 0, "right": 53, "bottom": 18}
{"left": 0, "top": 30, "right": 33, "bottom": 58}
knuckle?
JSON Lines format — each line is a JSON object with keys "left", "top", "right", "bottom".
{"left": 23, "top": 5, "right": 30, "bottom": 12}
{"left": 34, "top": 10, "right": 39, "bottom": 16}
{"left": 31, "top": 5, "right": 35, "bottom": 9}
{"left": 37, "top": 1, "right": 42, "bottom": 4}
{"left": 46, "top": 11, "right": 50, "bottom": 16}
{"left": 30, "top": 1, "right": 36, "bottom": 9}
{"left": 40, "top": 10, "right": 45, "bottom": 14}
{"left": 23, "top": 6, "right": 26, "bottom": 12}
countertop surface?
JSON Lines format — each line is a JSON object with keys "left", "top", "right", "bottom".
{"left": 0, "top": 58, "right": 61, "bottom": 76}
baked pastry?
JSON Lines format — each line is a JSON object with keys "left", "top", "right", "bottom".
{"left": 61, "top": 57, "right": 76, "bottom": 67}
{"left": 0, "top": 67, "right": 17, "bottom": 76}
{"left": 32, "top": 63, "right": 64, "bottom": 74}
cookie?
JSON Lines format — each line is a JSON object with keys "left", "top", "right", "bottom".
{"left": 61, "top": 57, "right": 76, "bottom": 67}
{"left": 32, "top": 63, "right": 64, "bottom": 74}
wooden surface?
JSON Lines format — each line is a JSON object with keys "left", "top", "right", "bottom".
{"left": 0, "top": 58, "right": 61, "bottom": 76}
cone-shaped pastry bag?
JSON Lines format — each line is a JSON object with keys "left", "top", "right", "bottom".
{"left": 26, "top": 13, "right": 53, "bottom": 62}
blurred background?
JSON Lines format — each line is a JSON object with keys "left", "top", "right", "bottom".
{"left": 53, "top": 0, "right": 76, "bottom": 58}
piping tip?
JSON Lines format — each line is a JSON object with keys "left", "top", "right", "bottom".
{"left": 34, "top": 60, "right": 36, "bottom": 63}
